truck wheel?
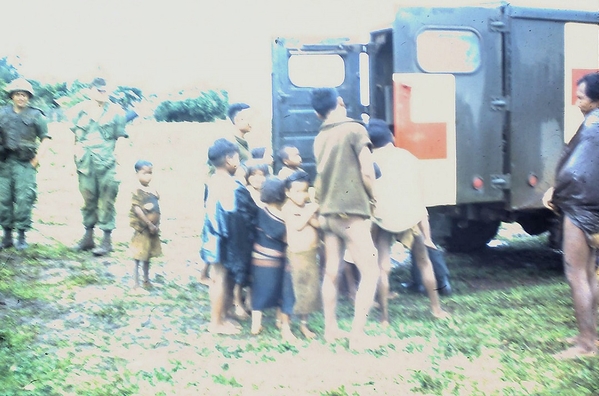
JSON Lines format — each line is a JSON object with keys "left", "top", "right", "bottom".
{"left": 443, "top": 219, "right": 501, "bottom": 252}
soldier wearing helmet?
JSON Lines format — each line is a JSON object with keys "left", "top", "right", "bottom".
{"left": 0, "top": 77, "right": 50, "bottom": 250}
{"left": 70, "top": 77, "right": 128, "bottom": 256}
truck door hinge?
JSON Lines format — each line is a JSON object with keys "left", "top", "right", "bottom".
{"left": 491, "top": 96, "right": 510, "bottom": 111}
{"left": 490, "top": 174, "right": 511, "bottom": 190}
{"left": 489, "top": 17, "right": 510, "bottom": 33}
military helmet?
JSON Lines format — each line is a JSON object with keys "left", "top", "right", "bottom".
{"left": 5, "top": 78, "right": 34, "bottom": 98}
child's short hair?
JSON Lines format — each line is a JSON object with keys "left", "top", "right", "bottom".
{"left": 311, "top": 88, "right": 339, "bottom": 117}
{"left": 208, "top": 138, "right": 239, "bottom": 167}
{"left": 367, "top": 118, "right": 394, "bottom": 149}
{"left": 260, "top": 177, "right": 286, "bottom": 204}
{"left": 278, "top": 145, "right": 297, "bottom": 162}
{"left": 251, "top": 147, "right": 266, "bottom": 159}
{"left": 134, "top": 159, "right": 153, "bottom": 172}
{"left": 227, "top": 102, "right": 250, "bottom": 123}
{"left": 245, "top": 163, "right": 270, "bottom": 184}
{"left": 285, "top": 169, "right": 310, "bottom": 189}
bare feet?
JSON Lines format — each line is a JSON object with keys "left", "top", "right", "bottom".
{"left": 432, "top": 309, "right": 451, "bottom": 319}
{"left": 324, "top": 327, "right": 350, "bottom": 343}
{"left": 209, "top": 321, "right": 241, "bottom": 335}
{"left": 281, "top": 326, "right": 298, "bottom": 343}
{"left": 380, "top": 320, "right": 390, "bottom": 328}
{"left": 564, "top": 336, "right": 599, "bottom": 347}
{"left": 553, "top": 345, "right": 597, "bottom": 360}
{"left": 300, "top": 323, "right": 316, "bottom": 340}
{"left": 388, "top": 291, "right": 399, "bottom": 300}
{"left": 198, "top": 275, "right": 211, "bottom": 286}
{"left": 233, "top": 305, "right": 250, "bottom": 321}
{"left": 250, "top": 324, "right": 263, "bottom": 335}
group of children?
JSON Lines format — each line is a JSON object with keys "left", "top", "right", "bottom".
{"left": 125, "top": 118, "right": 451, "bottom": 342}
{"left": 199, "top": 138, "right": 320, "bottom": 340}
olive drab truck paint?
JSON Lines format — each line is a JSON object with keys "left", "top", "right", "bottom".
{"left": 272, "top": 3, "right": 599, "bottom": 252}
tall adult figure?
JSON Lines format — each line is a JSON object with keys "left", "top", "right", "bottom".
{"left": 311, "top": 87, "right": 380, "bottom": 350}
{"left": 0, "top": 78, "right": 50, "bottom": 250}
{"left": 71, "top": 77, "right": 128, "bottom": 256}
{"left": 544, "top": 72, "right": 599, "bottom": 359}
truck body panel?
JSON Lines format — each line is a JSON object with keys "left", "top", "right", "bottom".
{"left": 271, "top": 3, "right": 599, "bottom": 250}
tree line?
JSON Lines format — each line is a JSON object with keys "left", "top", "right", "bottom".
{"left": 0, "top": 57, "right": 229, "bottom": 123}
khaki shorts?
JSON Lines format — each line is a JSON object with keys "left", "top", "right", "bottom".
{"left": 395, "top": 225, "right": 421, "bottom": 249}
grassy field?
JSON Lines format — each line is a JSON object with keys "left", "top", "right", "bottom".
{"left": 0, "top": 121, "right": 597, "bottom": 395}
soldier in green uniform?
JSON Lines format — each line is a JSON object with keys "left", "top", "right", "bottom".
{"left": 71, "top": 77, "right": 128, "bottom": 256}
{"left": 0, "top": 78, "right": 50, "bottom": 250}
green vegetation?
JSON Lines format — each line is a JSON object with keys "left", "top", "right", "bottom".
{"left": 1, "top": 226, "right": 598, "bottom": 394}
{"left": 153, "top": 89, "right": 229, "bottom": 123}
{"left": 0, "top": 57, "right": 232, "bottom": 123}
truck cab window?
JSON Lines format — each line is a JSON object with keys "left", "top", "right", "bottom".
{"left": 416, "top": 29, "right": 481, "bottom": 73}
{"left": 288, "top": 54, "right": 345, "bottom": 87}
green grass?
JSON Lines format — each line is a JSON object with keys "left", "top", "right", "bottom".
{"left": 1, "top": 229, "right": 598, "bottom": 395}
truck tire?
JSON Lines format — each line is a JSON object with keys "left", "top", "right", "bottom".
{"left": 443, "top": 219, "right": 500, "bottom": 252}
{"left": 517, "top": 211, "right": 553, "bottom": 236}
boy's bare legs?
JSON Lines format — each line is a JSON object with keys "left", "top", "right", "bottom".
{"left": 142, "top": 261, "right": 151, "bottom": 289}
{"left": 556, "top": 217, "right": 598, "bottom": 359}
{"left": 321, "top": 230, "right": 347, "bottom": 342}
{"left": 233, "top": 284, "right": 249, "bottom": 320}
{"left": 198, "top": 262, "right": 210, "bottom": 286}
{"left": 372, "top": 225, "right": 392, "bottom": 326}
{"left": 280, "top": 313, "right": 297, "bottom": 342}
{"left": 344, "top": 263, "right": 358, "bottom": 301}
{"left": 250, "top": 310, "right": 263, "bottom": 334}
{"left": 299, "top": 314, "right": 316, "bottom": 339}
{"left": 411, "top": 235, "right": 449, "bottom": 319}
{"left": 343, "top": 217, "right": 380, "bottom": 349}
{"left": 133, "top": 260, "right": 140, "bottom": 288}
{"left": 208, "top": 263, "right": 240, "bottom": 335}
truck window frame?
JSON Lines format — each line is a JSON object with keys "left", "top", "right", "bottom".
{"left": 415, "top": 27, "right": 483, "bottom": 74}
{"left": 287, "top": 53, "right": 346, "bottom": 88}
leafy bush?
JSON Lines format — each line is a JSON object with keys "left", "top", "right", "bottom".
{"left": 154, "top": 89, "right": 228, "bottom": 122}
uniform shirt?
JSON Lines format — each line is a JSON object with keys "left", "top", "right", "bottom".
{"left": 0, "top": 105, "right": 49, "bottom": 153}
{"left": 313, "top": 118, "right": 371, "bottom": 217}
{"left": 70, "top": 100, "right": 127, "bottom": 175}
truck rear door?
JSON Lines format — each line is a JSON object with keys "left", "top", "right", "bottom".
{"left": 391, "top": 6, "right": 505, "bottom": 208}
{"left": 271, "top": 38, "right": 364, "bottom": 181}
{"left": 506, "top": 6, "right": 599, "bottom": 210}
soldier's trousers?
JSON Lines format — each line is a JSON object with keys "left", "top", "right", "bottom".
{"left": 77, "top": 166, "right": 120, "bottom": 231}
{"left": 0, "top": 157, "right": 37, "bottom": 231}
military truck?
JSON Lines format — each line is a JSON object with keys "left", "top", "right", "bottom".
{"left": 271, "top": 3, "right": 599, "bottom": 251}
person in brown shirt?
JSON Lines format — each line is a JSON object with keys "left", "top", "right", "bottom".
{"left": 311, "top": 87, "right": 379, "bottom": 350}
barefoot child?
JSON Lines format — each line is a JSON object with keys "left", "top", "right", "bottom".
{"left": 250, "top": 177, "right": 296, "bottom": 341}
{"left": 366, "top": 119, "right": 449, "bottom": 322}
{"left": 282, "top": 170, "right": 321, "bottom": 339}
{"left": 201, "top": 138, "right": 258, "bottom": 334}
{"left": 129, "top": 160, "right": 162, "bottom": 289}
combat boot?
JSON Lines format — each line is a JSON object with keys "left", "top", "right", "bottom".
{"left": 15, "top": 230, "right": 28, "bottom": 251}
{"left": 92, "top": 230, "right": 112, "bottom": 256}
{"left": 73, "top": 228, "right": 95, "bottom": 252}
{"left": 1, "top": 228, "right": 13, "bottom": 249}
